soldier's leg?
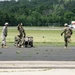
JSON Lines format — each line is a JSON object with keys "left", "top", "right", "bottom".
{"left": 18, "top": 35, "right": 24, "bottom": 48}
{"left": 67, "top": 36, "right": 71, "bottom": 43}
{"left": 1, "top": 36, "right": 7, "bottom": 48}
{"left": 21, "top": 37, "right": 25, "bottom": 47}
{"left": 64, "top": 36, "right": 68, "bottom": 49}
{"left": 1, "top": 35, "right": 4, "bottom": 47}
{"left": 4, "top": 37, "right": 6, "bottom": 46}
{"left": 17, "top": 38, "right": 21, "bottom": 47}
{"left": 17, "top": 36, "right": 22, "bottom": 48}
{"left": 14, "top": 36, "right": 17, "bottom": 46}
{"left": 4, "top": 37, "right": 8, "bottom": 48}
{"left": 1, "top": 35, "right": 5, "bottom": 47}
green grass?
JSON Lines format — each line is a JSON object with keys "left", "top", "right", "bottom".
{"left": 0, "top": 27, "right": 75, "bottom": 46}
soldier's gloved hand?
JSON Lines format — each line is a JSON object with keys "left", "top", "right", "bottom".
{"left": 24, "top": 36, "right": 25, "bottom": 38}
{"left": 61, "top": 33, "right": 63, "bottom": 36}
{"left": 5, "top": 34, "right": 7, "bottom": 37}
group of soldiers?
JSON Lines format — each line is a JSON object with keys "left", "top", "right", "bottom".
{"left": 1, "top": 22, "right": 26, "bottom": 48}
{"left": 1, "top": 22, "right": 73, "bottom": 49}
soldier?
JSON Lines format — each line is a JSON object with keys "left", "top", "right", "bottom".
{"left": 61, "top": 23, "right": 73, "bottom": 49}
{"left": 17, "top": 23, "right": 26, "bottom": 47}
{"left": 1, "top": 22, "right": 9, "bottom": 48}
{"left": 17, "top": 23, "right": 26, "bottom": 39}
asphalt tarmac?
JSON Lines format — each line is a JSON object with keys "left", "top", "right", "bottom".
{"left": 0, "top": 45, "right": 75, "bottom": 61}
{"left": 0, "top": 45, "right": 75, "bottom": 75}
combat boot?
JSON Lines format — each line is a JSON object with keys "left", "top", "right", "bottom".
{"left": 1, "top": 43, "right": 4, "bottom": 48}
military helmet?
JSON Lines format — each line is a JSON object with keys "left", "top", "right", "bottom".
{"left": 4, "top": 22, "right": 9, "bottom": 25}
{"left": 64, "top": 23, "right": 68, "bottom": 26}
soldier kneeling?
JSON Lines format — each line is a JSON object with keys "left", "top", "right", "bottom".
{"left": 14, "top": 35, "right": 25, "bottom": 48}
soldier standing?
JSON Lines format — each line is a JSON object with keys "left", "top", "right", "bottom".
{"left": 17, "top": 23, "right": 26, "bottom": 47}
{"left": 61, "top": 23, "right": 73, "bottom": 49}
{"left": 17, "top": 23, "right": 26, "bottom": 39}
{"left": 1, "top": 22, "right": 9, "bottom": 48}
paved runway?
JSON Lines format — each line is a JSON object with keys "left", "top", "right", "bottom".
{"left": 0, "top": 46, "right": 75, "bottom": 74}
{"left": 0, "top": 46, "right": 75, "bottom": 61}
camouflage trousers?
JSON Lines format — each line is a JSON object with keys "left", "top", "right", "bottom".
{"left": 1, "top": 34, "right": 7, "bottom": 47}
{"left": 64, "top": 36, "right": 71, "bottom": 47}
{"left": 14, "top": 35, "right": 25, "bottom": 48}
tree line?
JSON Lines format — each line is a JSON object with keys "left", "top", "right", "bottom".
{"left": 0, "top": 0, "right": 75, "bottom": 26}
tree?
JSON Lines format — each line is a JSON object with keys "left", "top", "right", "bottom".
{"left": 64, "top": 11, "right": 74, "bottom": 23}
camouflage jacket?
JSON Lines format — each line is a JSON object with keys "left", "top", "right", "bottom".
{"left": 61, "top": 27, "right": 73, "bottom": 37}
{"left": 2, "top": 26, "right": 8, "bottom": 37}
{"left": 17, "top": 25, "right": 26, "bottom": 37}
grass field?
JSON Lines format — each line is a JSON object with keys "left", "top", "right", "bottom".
{"left": 0, "top": 27, "right": 75, "bottom": 46}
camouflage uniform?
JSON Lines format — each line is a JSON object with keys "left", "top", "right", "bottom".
{"left": 17, "top": 23, "right": 26, "bottom": 47}
{"left": 1, "top": 22, "right": 8, "bottom": 48}
{"left": 61, "top": 25, "right": 73, "bottom": 48}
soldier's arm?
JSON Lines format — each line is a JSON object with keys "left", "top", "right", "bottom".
{"left": 70, "top": 28, "right": 73, "bottom": 35}
{"left": 23, "top": 28, "right": 26, "bottom": 37}
{"left": 17, "top": 24, "right": 20, "bottom": 30}
{"left": 3, "top": 26, "right": 7, "bottom": 37}
{"left": 61, "top": 32, "right": 63, "bottom": 36}
{"left": 61, "top": 29, "right": 65, "bottom": 36}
